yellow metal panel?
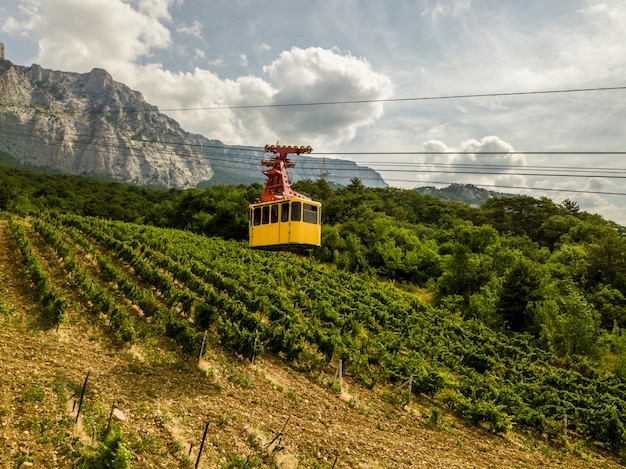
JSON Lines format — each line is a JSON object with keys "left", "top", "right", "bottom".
{"left": 249, "top": 198, "right": 321, "bottom": 249}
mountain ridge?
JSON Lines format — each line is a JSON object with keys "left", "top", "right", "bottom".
{"left": 0, "top": 60, "right": 214, "bottom": 188}
{"left": 0, "top": 59, "right": 386, "bottom": 189}
{"left": 414, "top": 183, "right": 514, "bottom": 207}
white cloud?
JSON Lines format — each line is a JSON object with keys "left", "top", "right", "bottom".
{"left": 116, "top": 64, "right": 252, "bottom": 143}
{"left": 418, "top": 136, "right": 528, "bottom": 187}
{"left": 2, "top": 0, "right": 172, "bottom": 74}
{"left": 125, "top": 47, "right": 393, "bottom": 147}
{"left": 260, "top": 47, "right": 393, "bottom": 145}
{"left": 177, "top": 19, "right": 203, "bottom": 39}
{"left": 2, "top": 0, "right": 38, "bottom": 36}
{"left": 421, "top": 0, "right": 472, "bottom": 23}
{"left": 547, "top": 176, "right": 626, "bottom": 224}
{"left": 577, "top": 3, "right": 622, "bottom": 19}
{"left": 136, "top": 0, "right": 178, "bottom": 20}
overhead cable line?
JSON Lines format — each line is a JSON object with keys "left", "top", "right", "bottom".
{"left": 156, "top": 85, "right": 626, "bottom": 111}
{"left": 5, "top": 84, "right": 616, "bottom": 113}
{"left": 2, "top": 127, "right": 626, "bottom": 160}
{"left": 2, "top": 131, "right": 626, "bottom": 195}
{"left": 3, "top": 128, "right": 626, "bottom": 180}
{"left": 3, "top": 136, "right": 626, "bottom": 180}
{"left": 361, "top": 170, "right": 626, "bottom": 179}
{"left": 367, "top": 162, "right": 626, "bottom": 173}
{"left": 314, "top": 151, "right": 626, "bottom": 156}
{"left": 384, "top": 179, "right": 626, "bottom": 197}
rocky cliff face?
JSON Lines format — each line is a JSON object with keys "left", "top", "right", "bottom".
{"left": 0, "top": 59, "right": 387, "bottom": 189}
{"left": 0, "top": 60, "right": 213, "bottom": 188}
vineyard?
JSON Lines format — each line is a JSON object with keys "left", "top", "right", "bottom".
{"left": 1, "top": 210, "right": 625, "bottom": 467}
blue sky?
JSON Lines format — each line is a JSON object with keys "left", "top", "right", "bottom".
{"left": 1, "top": 0, "right": 626, "bottom": 223}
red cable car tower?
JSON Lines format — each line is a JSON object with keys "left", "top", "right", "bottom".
{"left": 256, "top": 144, "right": 313, "bottom": 202}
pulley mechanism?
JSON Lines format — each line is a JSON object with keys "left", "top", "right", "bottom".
{"left": 256, "top": 145, "right": 313, "bottom": 202}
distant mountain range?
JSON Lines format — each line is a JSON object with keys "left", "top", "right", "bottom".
{"left": 413, "top": 183, "right": 514, "bottom": 207}
{"left": 0, "top": 58, "right": 386, "bottom": 189}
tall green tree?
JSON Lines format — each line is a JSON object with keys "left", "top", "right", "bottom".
{"left": 496, "top": 257, "right": 542, "bottom": 332}
{"left": 437, "top": 242, "right": 493, "bottom": 303}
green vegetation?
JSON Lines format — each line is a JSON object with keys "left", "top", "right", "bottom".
{"left": 9, "top": 217, "right": 68, "bottom": 327}
{"left": 3, "top": 166, "right": 626, "bottom": 460}
{"left": 24, "top": 386, "right": 46, "bottom": 403}
{"left": 75, "top": 424, "right": 132, "bottom": 469}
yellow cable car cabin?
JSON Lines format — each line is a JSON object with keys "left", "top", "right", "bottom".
{"left": 249, "top": 145, "right": 322, "bottom": 250}
{"left": 249, "top": 198, "right": 321, "bottom": 249}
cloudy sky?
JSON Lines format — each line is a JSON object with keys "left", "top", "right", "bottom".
{"left": 1, "top": 0, "right": 626, "bottom": 223}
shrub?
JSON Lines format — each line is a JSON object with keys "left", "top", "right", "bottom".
{"left": 76, "top": 425, "right": 132, "bottom": 469}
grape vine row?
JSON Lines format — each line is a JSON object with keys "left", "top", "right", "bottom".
{"left": 19, "top": 213, "right": 626, "bottom": 453}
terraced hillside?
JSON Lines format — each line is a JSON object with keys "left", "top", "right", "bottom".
{"left": 0, "top": 213, "right": 623, "bottom": 468}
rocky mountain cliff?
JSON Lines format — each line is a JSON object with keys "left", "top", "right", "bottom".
{"left": 0, "top": 59, "right": 386, "bottom": 189}
{"left": 0, "top": 60, "right": 214, "bottom": 188}
{"left": 414, "top": 183, "right": 513, "bottom": 207}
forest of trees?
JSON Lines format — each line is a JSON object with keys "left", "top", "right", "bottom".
{"left": 2, "top": 165, "right": 625, "bottom": 364}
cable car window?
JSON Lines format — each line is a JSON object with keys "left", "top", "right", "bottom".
{"left": 281, "top": 202, "right": 290, "bottom": 222}
{"left": 262, "top": 205, "right": 270, "bottom": 224}
{"left": 291, "top": 201, "right": 302, "bottom": 221}
{"left": 271, "top": 204, "right": 279, "bottom": 223}
{"left": 303, "top": 204, "right": 318, "bottom": 224}
{"left": 253, "top": 207, "right": 262, "bottom": 226}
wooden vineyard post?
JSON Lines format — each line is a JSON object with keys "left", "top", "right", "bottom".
{"left": 251, "top": 329, "right": 259, "bottom": 364}
{"left": 198, "top": 330, "right": 208, "bottom": 363}
{"left": 266, "top": 415, "right": 291, "bottom": 451}
{"left": 195, "top": 421, "right": 210, "bottom": 468}
{"left": 106, "top": 403, "right": 115, "bottom": 433}
{"left": 334, "top": 359, "right": 343, "bottom": 393}
{"left": 393, "top": 375, "right": 413, "bottom": 405}
{"left": 408, "top": 375, "right": 413, "bottom": 405}
{"left": 75, "top": 371, "right": 90, "bottom": 423}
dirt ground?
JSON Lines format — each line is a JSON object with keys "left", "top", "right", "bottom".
{"left": 0, "top": 218, "right": 623, "bottom": 468}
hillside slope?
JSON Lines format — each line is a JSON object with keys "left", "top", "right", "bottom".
{"left": 0, "top": 215, "right": 622, "bottom": 468}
